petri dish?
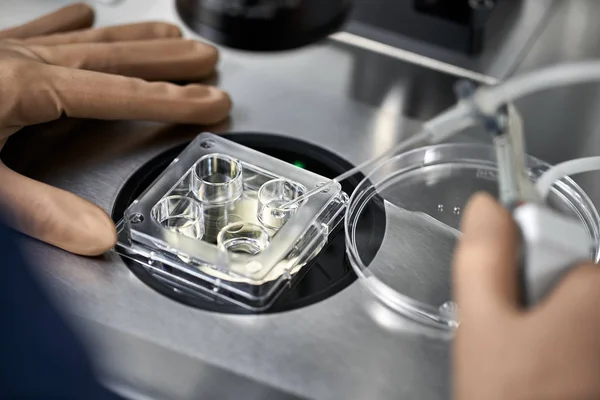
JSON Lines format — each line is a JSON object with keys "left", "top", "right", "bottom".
{"left": 345, "top": 143, "right": 600, "bottom": 330}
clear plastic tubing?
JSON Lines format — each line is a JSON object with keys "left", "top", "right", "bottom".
{"left": 536, "top": 156, "right": 600, "bottom": 200}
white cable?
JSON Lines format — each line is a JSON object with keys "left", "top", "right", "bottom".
{"left": 425, "top": 60, "right": 600, "bottom": 143}
{"left": 325, "top": 60, "right": 600, "bottom": 192}
{"left": 423, "top": 101, "right": 477, "bottom": 143}
{"left": 465, "top": 60, "right": 600, "bottom": 202}
{"left": 474, "top": 61, "right": 600, "bottom": 115}
{"left": 536, "top": 156, "right": 600, "bottom": 200}
{"left": 289, "top": 60, "right": 600, "bottom": 208}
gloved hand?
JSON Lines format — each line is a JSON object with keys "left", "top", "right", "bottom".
{"left": 0, "top": 3, "right": 231, "bottom": 256}
{"left": 452, "top": 193, "right": 600, "bottom": 400}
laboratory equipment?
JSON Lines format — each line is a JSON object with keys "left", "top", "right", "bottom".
{"left": 112, "top": 132, "right": 386, "bottom": 316}
{"left": 351, "top": 0, "right": 501, "bottom": 55}
{"left": 486, "top": 104, "right": 594, "bottom": 307}
{"left": 174, "top": 0, "right": 513, "bottom": 56}
{"left": 290, "top": 59, "right": 600, "bottom": 220}
{"left": 536, "top": 156, "right": 600, "bottom": 200}
{"left": 115, "top": 133, "right": 348, "bottom": 311}
{"left": 344, "top": 142, "right": 600, "bottom": 328}
{"left": 175, "top": 0, "right": 352, "bottom": 51}
{"left": 257, "top": 178, "right": 306, "bottom": 229}
{"left": 341, "top": 59, "right": 600, "bottom": 327}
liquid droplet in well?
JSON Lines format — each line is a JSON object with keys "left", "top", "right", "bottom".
{"left": 437, "top": 204, "right": 444, "bottom": 212}
{"left": 453, "top": 206, "right": 461, "bottom": 215}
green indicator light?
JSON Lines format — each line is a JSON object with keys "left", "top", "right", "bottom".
{"left": 293, "top": 160, "right": 306, "bottom": 169}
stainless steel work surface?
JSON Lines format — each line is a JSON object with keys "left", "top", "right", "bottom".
{"left": 2, "top": 1, "right": 599, "bottom": 400}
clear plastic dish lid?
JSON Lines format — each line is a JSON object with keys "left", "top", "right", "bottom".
{"left": 345, "top": 143, "right": 600, "bottom": 330}
{"left": 116, "top": 133, "right": 348, "bottom": 311}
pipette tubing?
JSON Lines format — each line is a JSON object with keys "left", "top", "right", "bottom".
{"left": 283, "top": 60, "right": 600, "bottom": 210}
{"left": 475, "top": 61, "right": 600, "bottom": 115}
{"left": 536, "top": 156, "right": 600, "bottom": 200}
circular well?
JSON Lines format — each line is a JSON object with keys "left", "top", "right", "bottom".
{"left": 218, "top": 222, "right": 271, "bottom": 255}
{"left": 193, "top": 153, "right": 243, "bottom": 204}
{"left": 257, "top": 178, "right": 306, "bottom": 229}
{"left": 151, "top": 195, "right": 204, "bottom": 240}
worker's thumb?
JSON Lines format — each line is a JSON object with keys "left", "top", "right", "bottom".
{"left": 0, "top": 163, "right": 117, "bottom": 256}
{"left": 453, "top": 192, "right": 521, "bottom": 321}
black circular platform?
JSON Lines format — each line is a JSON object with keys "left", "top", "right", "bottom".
{"left": 112, "top": 132, "right": 385, "bottom": 314}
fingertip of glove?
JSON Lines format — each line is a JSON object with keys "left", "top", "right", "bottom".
{"left": 65, "top": 205, "right": 117, "bottom": 257}
{"left": 74, "top": 2, "right": 95, "bottom": 16}
{"left": 461, "top": 192, "right": 509, "bottom": 236}
{"left": 182, "top": 85, "right": 232, "bottom": 124}
{"left": 206, "top": 88, "right": 233, "bottom": 124}
{"left": 82, "top": 210, "right": 118, "bottom": 257}
{"left": 70, "top": 3, "right": 96, "bottom": 27}
{"left": 185, "top": 40, "right": 220, "bottom": 77}
{"left": 92, "top": 220, "right": 118, "bottom": 256}
{"left": 221, "top": 89, "right": 233, "bottom": 109}
{"left": 205, "top": 43, "right": 220, "bottom": 66}
{"left": 151, "top": 22, "right": 184, "bottom": 39}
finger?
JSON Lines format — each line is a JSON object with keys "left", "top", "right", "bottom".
{"left": 12, "top": 64, "right": 231, "bottom": 127}
{"left": 29, "top": 39, "right": 218, "bottom": 81}
{"left": 19, "top": 22, "right": 182, "bottom": 46}
{"left": 453, "top": 192, "right": 521, "bottom": 320}
{"left": 0, "top": 163, "right": 116, "bottom": 256}
{"left": 0, "top": 3, "right": 94, "bottom": 40}
{"left": 542, "top": 263, "right": 600, "bottom": 317}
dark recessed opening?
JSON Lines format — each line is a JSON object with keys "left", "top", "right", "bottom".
{"left": 112, "top": 132, "right": 385, "bottom": 314}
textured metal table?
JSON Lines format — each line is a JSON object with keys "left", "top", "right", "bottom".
{"left": 2, "top": 1, "right": 600, "bottom": 399}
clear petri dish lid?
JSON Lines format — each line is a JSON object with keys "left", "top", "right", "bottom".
{"left": 345, "top": 143, "right": 600, "bottom": 331}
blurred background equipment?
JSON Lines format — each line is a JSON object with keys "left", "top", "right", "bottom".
{"left": 175, "top": 0, "right": 352, "bottom": 51}
{"left": 352, "top": 0, "right": 499, "bottom": 55}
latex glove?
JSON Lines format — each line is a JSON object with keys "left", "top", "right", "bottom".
{"left": 0, "top": 4, "right": 231, "bottom": 256}
{"left": 452, "top": 193, "right": 600, "bottom": 400}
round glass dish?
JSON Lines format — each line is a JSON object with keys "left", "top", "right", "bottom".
{"left": 345, "top": 143, "right": 600, "bottom": 330}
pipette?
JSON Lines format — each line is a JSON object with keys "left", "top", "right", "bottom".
{"left": 485, "top": 103, "right": 591, "bottom": 307}
{"left": 492, "top": 104, "right": 540, "bottom": 206}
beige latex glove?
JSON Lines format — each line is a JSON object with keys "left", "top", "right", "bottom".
{"left": 0, "top": 4, "right": 231, "bottom": 256}
{"left": 452, "top": 193, "right": 600, "bottom": 400}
